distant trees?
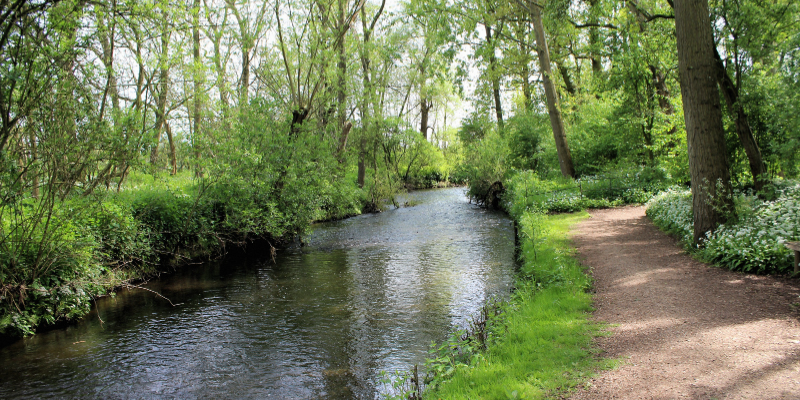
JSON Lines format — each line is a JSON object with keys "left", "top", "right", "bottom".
{"left": 0, "top": 0, "right": 797, "bottom": 245}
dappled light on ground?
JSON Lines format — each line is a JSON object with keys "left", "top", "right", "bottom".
{"left": 571, "top": 206, "right": 800, "bottom": 400}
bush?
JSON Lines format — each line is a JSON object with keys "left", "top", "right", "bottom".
{"left": 462, "top": 130, "right": 509, "bottom": 207}
{"left": 701, "top": 184, "right": 800, "bottom": 273}
{"left": 645, "top": 188, "right": 694, "bottom": 244}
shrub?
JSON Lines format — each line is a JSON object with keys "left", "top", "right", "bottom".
{"left": 462, "top": 130, "right": 509, "bottom": 207}
{"left": 505, "top": 167, "right": 668, "bottom": 216}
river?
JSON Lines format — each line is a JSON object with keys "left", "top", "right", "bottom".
{"left": 0, "top": 187, "right": 516, "bottom": 399}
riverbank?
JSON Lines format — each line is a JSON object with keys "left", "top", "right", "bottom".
{"left": 422, "top": 209, "right": 613, "bottom": 399}
{"left": 0, "top": 187, "right": 516, "bottom": 398}
{"left": 0, "top": 171, "right": 366, "bottom": 339}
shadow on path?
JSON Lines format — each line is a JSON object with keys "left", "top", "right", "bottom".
{"left": 570, "top": 206, "right": 800, "bottom": 400}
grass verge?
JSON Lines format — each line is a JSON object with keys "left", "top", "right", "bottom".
{"left": 424, "top": 211, "right": 615, "bottom": 399}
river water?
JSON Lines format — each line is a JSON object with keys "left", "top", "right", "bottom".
{"left": 0, "top": 187, "right": 516, "bottom": 399}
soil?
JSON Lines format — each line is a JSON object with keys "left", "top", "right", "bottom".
{"left": 569, "top": 206, "right": 800, "bottom": 400}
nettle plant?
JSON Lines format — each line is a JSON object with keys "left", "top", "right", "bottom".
{"left": 646, "top": 183, "right": 800, "bottom": 274}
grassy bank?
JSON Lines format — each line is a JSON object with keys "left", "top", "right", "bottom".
{"left": 422, "top": 210, "right": 613, "bottom": 399}
{"left": 0, "top": 171, "right": 366, "bottom": 338}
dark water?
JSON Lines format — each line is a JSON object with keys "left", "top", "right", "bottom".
{"left": 0, "top": 188, "right": 515, "bottom": 399}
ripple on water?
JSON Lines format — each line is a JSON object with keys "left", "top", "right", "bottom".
{"left": 0, "top": 188, "right": 515, "bottom": 399}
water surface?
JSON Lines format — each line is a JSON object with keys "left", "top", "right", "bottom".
{"left": 0, "top": 187, "right": 515, "bottom": 399}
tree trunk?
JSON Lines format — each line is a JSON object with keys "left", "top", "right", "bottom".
{"left": 557, "top": 62, "right": 576, "bottom": 95}
{"left": 531, "top": 4, "right": 575, "bottom": 178}
{"left": 192, "top": 0, "right": 204, "bottom": 176}
{"left": 484, "top": 25, "right": 504, "bottom": 130}
{"left": 165, "top": 123, "right": 177, "bottom": 175}
{"left": 587, "top": 0, "right": 602, "bottom": 78}
{"left": 96, "top": 6, "right": 119, "bottom": 113}
{"left": 514, "top": 22, "right": 533, "bottom": 109}
{"left": 150, "top": 13, "right": 170, "bottom": 166}
{"left": 357, "top": 0, "right": 385, "bottom": 189}
{"left": 420, "top": 98, "right": 430, "bottom": 140}
{"left": 627, "top": 1, "right": 677, "bottom": 128}
{"left": 674, "top": 0, "right": 735, "bottom": 244}
{"left": 241, "top": 46, "right": 250, "bottom": 107}
{"left": 521, "top": 58, "right": 532, "bottom": 109}
{"left": 713, "top": 49, "right": 768, "bottom": 191}
{"left": 357, "top": 158, "right": 366, "bottom": 188}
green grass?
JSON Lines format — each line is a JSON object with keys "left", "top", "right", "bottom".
{"left": 425, "top": 211, "right": 616, "bottom": 399}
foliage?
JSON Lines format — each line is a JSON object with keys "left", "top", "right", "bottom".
{"left": 645, "top": 188, "right": 695, "bottom": 244}
{"left": 505, "top": 167, "right": 674, "bottom": 215}
{"left": 646, "top": 181, "right": 800, "bottom": 274}
{"left": 506, "top": 112, "right": 548, "bottom": 172}
{"left": 0, "top": 197, "right": 130, "bottom": 337}
{"left": 461, "top": 130, "right": 509, "bottom": 206}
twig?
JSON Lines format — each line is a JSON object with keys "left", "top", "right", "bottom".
{"left": 122, "top": 283, "right": 176, "bottom": 306}
{"left": 93, "top": 298, "right": 105, "bottom": 325}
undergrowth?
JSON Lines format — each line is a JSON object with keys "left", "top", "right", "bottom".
{"left": 646, "top": 180, "right": 800, "bottom": 274}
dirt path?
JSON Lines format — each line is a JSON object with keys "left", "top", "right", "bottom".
{"left": 569, "top": 206, "right": 800, "bottom": 400}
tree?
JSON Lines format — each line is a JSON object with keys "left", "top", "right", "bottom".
{"left": 674, "top": 0, "right": 735, "bottom": 243}
{"left": 530, "top": 1, "right": 575, "bottom": 178}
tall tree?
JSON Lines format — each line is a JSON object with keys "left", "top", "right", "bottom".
{"left": 674, "top": 0, "right": 735, "bottom": 243}
{"left": 483, "top": 21, "right": 504, "bottom": 130}
{"left": 191, "top": 0, "right": 205, "bottom": 175}
{"left": 530, "top": 1, "right": 575, "bottom": 178}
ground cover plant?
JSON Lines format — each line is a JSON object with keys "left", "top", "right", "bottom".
{"left": 646, "top": 181, "right": 800, "bottom": 274}
{"left": 502, "top": 167, "right": 673, "bottom": 214}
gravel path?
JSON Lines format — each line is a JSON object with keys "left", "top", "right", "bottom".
{"left": 569, "top": 206, "right": 800, "bottom": 400}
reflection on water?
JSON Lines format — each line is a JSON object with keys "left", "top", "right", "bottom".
{"left": 0, "top": 188, "right": 515, "bottom": 399}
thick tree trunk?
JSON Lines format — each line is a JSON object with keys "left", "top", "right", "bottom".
{"left": 357, "top": 158, "right": 366, "bottom": 188}
{"left": 713, "top": 49, "right": 768, "bottom": 191}
{"left": 531, "top": 4, "right": 575, "bottom": 178}
{"left": 675, "top": 0, "right": 735, "bottom": 244}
